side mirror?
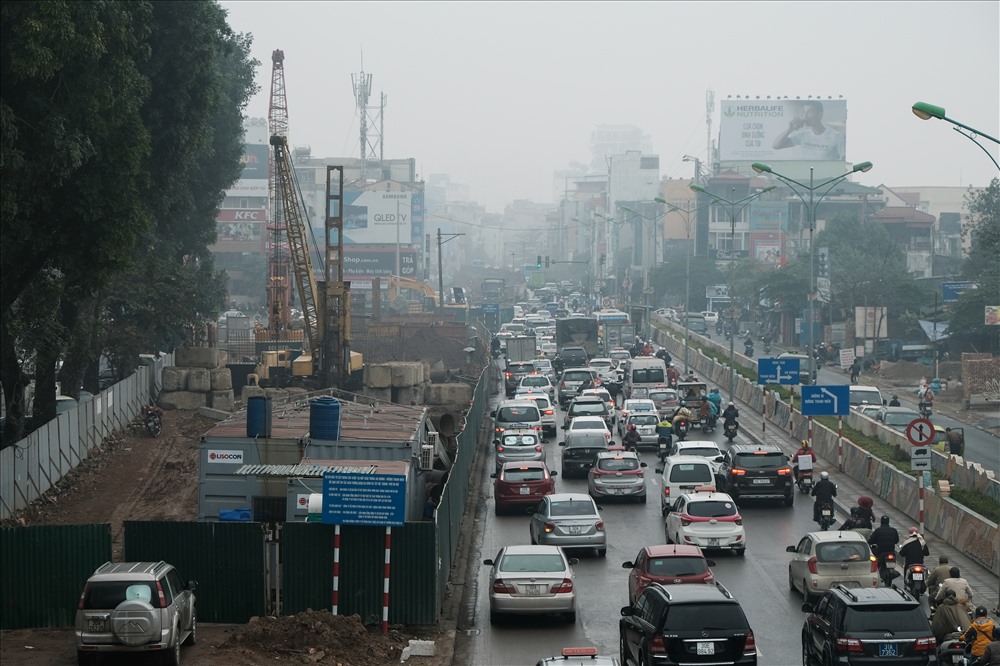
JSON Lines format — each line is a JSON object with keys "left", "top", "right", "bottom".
{"left": 568, "top": 558, "right": 580, "bottom": 565}
{"left": 620, "top": 606, "right": 633, "bottom": 617}
{"left": 492, "top": 439, "right": 500, "bottom": 446}
{"left": 705, "top": 559, "right": 716, "bottom": 567}
{"left": 622, "top": 561, "right": 635, "bottom": 569}
{"left": 559, "top": 441, "right": 566, "bottom": 446}
{"left": 801, "top": 603, "right": 813, "bottom": 613}
{"left": 490, "top": 473, "right": 498, "bottom": 479}
{"left": 187, "top": 580, "right": 198, "bottom": 591}
{"left": 883, "top": 399, "right": 887, "bottom": 405}
{"left": 640, "top": 462, "right": 648, "bottom": 468}
{"left": 490, "top": 410, "right": 497, "bottom": 418}
{"left": 483, "top": 559, "right": 495, "bottom": 566}
{"left": 714, "top": 455, "right": 724, "bottom": 463}
{"left": 786, "top": 545, "right": 797, "bottom": 553}
{"left": 655, "top": 468, "right": 663, "bottom": 474}
{"left": 549, "top": 470, "right": 558, "bottom": 478}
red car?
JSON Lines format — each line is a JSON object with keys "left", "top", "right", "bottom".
{"left": 620, "top": 544, "right": 716, "bottom": 604}
{"left": 492, "top": 461, "right": 557, "bottom": 515}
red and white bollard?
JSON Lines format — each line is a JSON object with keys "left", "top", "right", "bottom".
{"left": 918, "top": 472, "right": 925, "bottom": 534}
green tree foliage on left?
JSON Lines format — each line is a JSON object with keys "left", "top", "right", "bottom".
{"left": 0, "top": 1, "right": 260, "bottom": 444}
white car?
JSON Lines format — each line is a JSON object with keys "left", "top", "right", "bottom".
{"left": 517, "top": 374, "right": 556, "bottom": 401}
{"left": 787, "top": 531, "right": 878, "bottom": 602}
{"left": 566, "top": 416, "right": 613, "bottom": 442}
{"left": 617, "top": 399, "right": 657, "bottom": 435}
{"left": 665, "top": 440, "right": 725, "bottom": 474}
{"left": 532, "top": 357, "right": 556, "bottom": 382}
{"left": 701, "top": 311, "right": 719, "bottom": 325}
{"left": 539, "top": 342, "right": 558, "bottom": 358}
{"left": 522, "top": 393, "right": 559, "bottom": 437}
{"left": 588, "top": 358, "right": 619, "bottom": 387}
{"left": 665, "top": 490, "right": 746, "bottom": 555}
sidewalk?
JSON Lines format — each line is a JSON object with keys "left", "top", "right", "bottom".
{"left": 734, "top": 391, "right": 1000, "bottom": 614}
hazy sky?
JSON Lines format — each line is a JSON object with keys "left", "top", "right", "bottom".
{"left": 220, "top": 1, "right": 999, "bottom": 212}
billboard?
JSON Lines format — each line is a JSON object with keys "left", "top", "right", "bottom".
{"left": 749, "top": 202, "right": 788, "bottom": 231}
{"left": 720, "top": 99, "right": 847, "bottom": 162}
{"left": 855, "top": 306, "right": 888, "bottom": 339}
{"left": 342, "top": 191, "right": 417, "bottom": 245}
{"left": 226, "top": 143, "right": 269, "bottom": 197}
{"left": 942, "top": 280, "right": 977, "bottom": 303}
{"left": 343, "top": 244, "right": 418, "bottom": 279}
{"left": 752, "top": 240, "right": 782, "bottom": 265}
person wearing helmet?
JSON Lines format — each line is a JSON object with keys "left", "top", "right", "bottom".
{"left": 838, "top": 506, "right": 871, "bottom": 538}
{"left": 809, "top": 469, "right": 837, "bottom": 524}
{"left": 979, "top": 628, "right": 1000, "bottom": 665}
{"left": 899, "top": 526, "right": 930, "bottom": 592}
{"left": 935, "top": 566, "right": 975, "bottom": 614}
{"left": 964, "top": 606, "right": 998, "bottom": 659}
{"left": 931, "top": 588, "right": 971, "bottom": 645}
{"left": 927, "top": 555, "right": 951, "bottom": 604}
{"left": 706, "top": 387, "right": 723, "bottom": 413}
{"left": 671, "top": 401, "right": 693, "bottom": 422}
{"left": 857, "top": 496, "right": 876, "bottom": 525}
{"left": 623, "top": 422, "right": 641, "bottom": 451}
{"left": 722, "top": 401, "right": 739, "bottom": 425}
{"left": 868, "top": 515, "right": 900, "bottom": 570}
{"left": 791, "top": 439, "right": 817, "bottom": 481}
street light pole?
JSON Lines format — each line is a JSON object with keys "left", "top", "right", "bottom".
{"left": 751, "top": 161, "right": 874, "bottom": 381}
{"left": 436, "top": 228, "right": 465, "bottom": 317}
{"left": 911, "top": 101, "right": 1000, "bottom": 170}
{"left": 689, "top": 184, "right": 777, "bottom": 403}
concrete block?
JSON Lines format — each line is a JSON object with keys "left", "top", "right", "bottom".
{"left": 241, "top": 385, "right": 266, "bottom": 402}
{"left": 400, "top": 639, "right": 436, "bottom": 661}
{"left": 263, "top": 388, "right": 289, "bottom": 404}
{"left": 158, "top": 391, "right": 207, "bottom": 411}
{"left": 162, "top": 366, "right": 189, "bottom": 392}
{"left": 426, "top": 383, "right": 473, "bottom": 405}
{"left": 210, "top": 368, "right": 233, "bottom": 391}
{"left": 216, "top": 350, "right": 229, "bottom": 368}
{"left": 198, "top": 406, "right": 230, "bottom": 421}
{"left": 365, "top": 364, "right": 393, "bottom": 389}
{"left": 211, "top": 389, "right": 235, "bottom": 412}
{"left": 175, "top": 346, "right": 220, "bottom": 369}
{"left": 395, "top": 385, "right": 423, "bottom": 405}
{"left": 187, "top": 367, "right": 211, "bottom": 392}
{"left": 363, "top": 387, "right": 393, "bottom": 403}
{"left": 391, "top": 362, "right": 423, "bottom": 387}
{"left": 938, "top": 480, "right": 951, "bottom": 496}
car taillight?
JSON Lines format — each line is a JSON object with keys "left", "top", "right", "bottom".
{"left": 777, "top": 467, "right": 792, "bottom": 475}
{"left": 595, "top": 520, "right": 605, "bottom": 531}
{"left": 663, "top": 487, "right": 671, "bottom": 497}
{"left": 155, "top": 581, "right": 167, "bottom": 609}
{"left": 835, "top": 637, "right": 863, "bottom": 653}
{"left": 544, "top": 409, "right": 554, "bottom": 415}
{"left": 78, "top": 584, "right": 89, "bottom": 609}
{"left": 680, "top": 517, "right": 692, "bottom": 527}
{"left": 534, "top": 445, "right": 542, "bottom": 452}
{"left": 496, "top": 445, "right": 505, "bottom": 452}
{"left": 506, "top": 372, "right": 512, "bottom": 378}
{"left": 649, "top": 634, "right": 667, "bottom": 655}
{"left": 550, "top": 578, "right": 574, "bottom": 593}
{"left": 914, "top": 637, "right": 936, "bottom": 652}
{"left": 731, "top": 468, "right": 746, "bottom": 476}
{"left": 492, "top": 578, "right": 516, "bottom": 594}
{"left": 807, "top": 557, "right": 818, "bottom": 575}
{"left": 870, "top": 556, "right": 878, "bottom": 573}
{"left": 544, "top": 521, "right": 555, "bottom": 533}
{"left": 734, "top": 517, "right": 743, "bottom": 526}
{"left": 743, "top": 631, "right": 757, "bottom": 656}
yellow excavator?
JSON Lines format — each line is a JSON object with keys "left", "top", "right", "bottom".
{"left": 386, "top": 276, "right": 469, "bottom": 318}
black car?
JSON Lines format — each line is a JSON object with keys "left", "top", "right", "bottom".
{"left": 559, "top": 346, "right": 589, "bottom": 369}
{"left": 801, "top": 585, "right": 938, "bottom": 664}
{"left": 505, "top": 361, "right": 538, "bottom": 397}
{"left": 559, "top": 431, "right": 610, "bottom": 479}
{"left": 716, "top": 443, "right": 794, "bottom": 506}
{"left": 620, "top": 582, "right": 757, "bottom": 665}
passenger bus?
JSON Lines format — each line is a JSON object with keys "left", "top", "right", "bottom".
{"left": 595, "top": 309, "right": 633, "bottom": 350}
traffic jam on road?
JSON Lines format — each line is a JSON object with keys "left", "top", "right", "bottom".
{"left": 471, "top": 308, "right": 969, "bottom": 666}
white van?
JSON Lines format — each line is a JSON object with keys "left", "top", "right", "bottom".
{"left": 657, "top": 455, "right": 716, "bottom": 515}
{"left": 491, "top": 399, "right": 544, "bottom": 440}
{"left": 849, "top": 385, "right": 885, "bottom": 407}
{"left": 623, "top": 357, "right": 668, "bottom": 400}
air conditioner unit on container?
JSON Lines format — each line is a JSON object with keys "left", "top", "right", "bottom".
{"left": 419, "top": 445, "right": 434, "bottom": 470}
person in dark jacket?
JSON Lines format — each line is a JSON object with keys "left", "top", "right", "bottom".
{"left": 868, "top": 515, "right": 900, "bottom": 565}
{"left": 899, "top": 526, "right": 929, "bottom": 568}
{"left": 931, "top": 588, "right": 971, "bottom": 644}
{"left": 722, "top": 402, "right": 739, "bottom": 424}
{"left": 810, "top": 471, "right": 837, "bottom": 523}
{"left": 856, "top": 496, "right": 876, "bottom": 526}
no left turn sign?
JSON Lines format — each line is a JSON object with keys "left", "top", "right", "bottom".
{"left": 905, "top": 418, "right": 935, "bottom": 447}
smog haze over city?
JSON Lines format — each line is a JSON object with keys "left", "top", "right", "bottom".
{"left": 221, "top": 1, "right": 999, "bottom": 212}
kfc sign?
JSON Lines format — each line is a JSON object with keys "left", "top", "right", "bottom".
{"left": 217, "top": 208, "right": 267, "bottom": 222}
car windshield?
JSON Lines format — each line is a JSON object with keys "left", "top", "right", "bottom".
{"left": 502, "top": 468, "right": 546, "bottom": 482}
{"left": 681, "top": 447, "right": 721, "bottom": 459}
{"left": 647, "top": 556, "right": 709, "bottom": 577}
{"left": 668, "top": 464, "right": 713, "bottom": 483}
{"left": 529, "top": 398, "right": 550, "bottom": 411}
{"left": 500, "top": 434, "right": 539, "bottom": 446}
{"left": 884, "top": 412, "right": 920, "bottom": 426}
{"left": 563, "top": 371, "right": 591, "bottom": 382}
{"left": 629, "top": 414, "right": 658, "bottom": 426}
{"left": 627, "top": 403, "right": 655, "bottom": 412}
{"left": 590, "top": 361, "right": 612, "bottom": 369}
{"left": 508, "top": 363, "right": 535, "bottom": 373}
{"left": 597, "top": 457, "right": 640, "bottom": 471}
{"left": 686, "top": 500, "right": 737, "bottom": 518}
{"left": 571, "top": 403, "right": 607, "bottom": 416}
{"left": 498, "top": 554, "right": 565, "bottom": 573}
{"left": 497, "top": 406, "right": 540, "bottom": 421}
{"left": 521, "top": 376, "right": 548, "bottom": 386}
{"left": 851, "top": 390, "right": 881, "bottom": 405}
{"left": 816, "top": 542, "right": 869, "bottom": 562}
{"left": 735, "top": 452, "right": 785, "bottom": 469}
{"left": 550, "top": 500, "right": 598, "bottom": 517}
{"left": 571, "top": 420, "right": 605, "bottom": 431}
{"left": 648, "top": 390, "right": 676, "bottom": 402}
{"left": 661, "top": 604, "right": 748, "bottom": 631}
{"left": 842, "top": 605, "right": 927, "bottom": 632}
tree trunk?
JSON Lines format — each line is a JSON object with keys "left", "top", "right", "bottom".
{"left": 0, "top": 318, "right": 29, "bottom": 447}
{"left": 57, "top": 295, "right": 95, "bottom": 399}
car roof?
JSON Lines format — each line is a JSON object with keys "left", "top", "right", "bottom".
{"left": 881, "top": 406, "right": 920, "bottom": 414}
{"left": 571, "top": 396, "right": 606, "bottom": 405}
{"left": 850, "top": 385, "right": 880, "bottom": 391}
{"left": 644, "top": 544, "right": 706, "bottom": 558}
{"left": 502, "top": 544, "right": 568, "bottom": 556}
{"left": 825, "top": 585, "right": 919, "bottom": 606}
{"left": 565, "top": 431, "right": 609, "bottom": 444}
{"left": 570, "top": 416, "right": 609, "bottom": 425}
{"left": 547, "top": 492, "right": 595, "bottom": 503}
{"left": 665, "top": 455, "right": 716, "bottom": 466}
{"left": 805, "top": 530, "right": 870, "bottom": 543}
{"left": 595, "top": 450, "right": 639, "bottom": 461}
{"left": 648, "top": 582, "right": 737, "bottom": 603}
{"left": 729, "top": 442, "right": 783, "bottom": 453}
{"left": 89, "top": 561, "right": 171, "bottom": 580}
{"left": 499, "top": 461, "right": 548, "bottom": 471}
{"left": 676, "top": 440, "right": 721, "bottom": 449}
{"left": 677, "top": 490, "right": 733, "bottom": 503}
{"left": 623, "top": 399, "right": 656, "bottom": 407}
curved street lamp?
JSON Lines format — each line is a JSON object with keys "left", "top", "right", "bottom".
{"left": 912, "top": 102, "right": 1000, "bottom": 170}
{"left": 749, "top": 161, "right": 873, "bottom": 393}
{"left": 688, "top": 184, "right": 777, "bottom": 403}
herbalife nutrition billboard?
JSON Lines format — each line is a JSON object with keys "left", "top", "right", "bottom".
{"left": 720, "top": 99, "right": 847, "bottom": 162}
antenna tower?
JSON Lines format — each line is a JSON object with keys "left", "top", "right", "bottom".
{"left": 352, "top": 53, "right": 386, "bottom": 181}
{"left": 267, "top": 49, "right": 292, "bottom": 337}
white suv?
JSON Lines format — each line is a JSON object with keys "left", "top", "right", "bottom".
{"left": 75, "top": 561, "right": 197, "bottom": 665}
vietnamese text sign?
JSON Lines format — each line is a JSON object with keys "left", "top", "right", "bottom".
{"left": 322, "top": 472, "right": 406, "bottom": 526}
{"left": 344, "top": 244, "right": 418, "bottom": 278}
{"left": 720, "top": 99, "right": 848, "bottom": 162}
{"left": 758, "top": 358, "right": 801, "bottom": 385}
{"left": 942, "top": 281, "right": 977, "bottom": 304}
{"left": 801, "top": 385, "right": 850, "bottom": 416}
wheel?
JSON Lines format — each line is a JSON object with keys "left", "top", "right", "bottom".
{"left": 163, "top": 634, "right": 181, "bottom": 666}
{"left": 664, "top": 528, "right": 672, "bottom": 544}
{"left": 183, "top": 608, "right": 197, "bottom": 645}
{"left": 596, "top": 547, "right": 607, "bottom": 558}
{"left": 784, "top": 493, "right": 795, "bottom": 507}
{"left": 801, "top": 640, "right": 811, "bottom": 666}
{"left": 564, "top": 611, "right": 576, "bottom": 624}
{"left": 494, "top": 504, "right": 501, "bottom": 516}
{"left": 638, "top": 494, "right": 647, "bottom": 504}
{"left": 789, "top": 569, "right": 797, "bottom": 593}
{"left": 803, "top": 581, "right": 814, "bottom": 604}
{"left": 530, "top": 529, "right": 537, "bottom": 545}
{"left": 489, "top": 609, "right": 502, "bottom": 624}
{"left": 76, "top": 652, "right": 97, "bottom": 666}
{"left": 736, "top": 548, "right": 746, "bottom": 557}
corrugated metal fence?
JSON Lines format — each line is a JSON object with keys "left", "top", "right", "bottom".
{"left": 0, "top": 354, "right": 173, "bottom": 522}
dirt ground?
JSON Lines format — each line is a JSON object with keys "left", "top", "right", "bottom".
{"left": 0, "top": 410, "right": 452, "bottom": 666}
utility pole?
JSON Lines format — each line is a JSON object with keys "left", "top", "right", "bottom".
{"left": 437, "top": 228, "right": 465, "bottom": 317}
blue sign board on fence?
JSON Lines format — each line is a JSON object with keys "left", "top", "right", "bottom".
{"left": 322, "top": 472, "right": 407, "bottom": 526}
{"left": 801, "top": 385, "right": 850, "bottom": 416}
{"left": 758, "top": 358, "right": 801, "bottom": 385}
{"left": 942, "top": 281, "right": 977, "bottom": 304}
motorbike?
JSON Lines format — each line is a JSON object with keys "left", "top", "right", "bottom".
{"left": 875, "top": 550, "right": 899, "bottom": 587}
{"left": 143, "top": 404, "right": 164, "bottom": 437}
{"left": 673, "top": 418, "right": 690, "bottom": 441}
{"left": 937, "top": 632, "right": 970, "bottom": 665}
{"left": 723, "top": 420, "right": 738, "bottom": 442}
{"left": 918, "top": 401, "right": 933, "bottom": 419}
{"left": 700, "top": 414, "right": 717, "bottom": 434}
{"left": 657, "top": 436, "right": 671, "bottom": 465}
{"left": 743, "top": 342, "right": 754, "bottom": 357}
{"left": 903, "top": 563, "right": 927, "bottom": 600}
{"left": 815, "top": 502, "right": 835, "bottom": 531}
{"left": 797, "top": 469, "right": 814, "bottom": 494}
{"left": 762, "top": 342, "right": 772, "bottom": 355}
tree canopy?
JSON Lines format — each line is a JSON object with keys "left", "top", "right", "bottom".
{"left": 948, "top": 178, "right": 1000, "bottom": 351}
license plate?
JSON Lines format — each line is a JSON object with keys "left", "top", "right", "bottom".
{"left": 519, "top": 487, "right": 531, "bottom": 495}
{"left": 613, "top": 488, "right": 625, "bottom": 495}
{"left": 697, "top": 641, "right": 715, "bottom": 655}
{"left": 879, "top": 642, "right": 898, "bottom": 657}
{"left": 822, "top": 509, "right": 832, "bottom": 517}
{"left": 525, "top": 584, "right": 541, "bottom": 596}
{"left": 753, "top": 478, "right": 770, "bottom": 485}
{"left": 88, "top": 619, "right": 106, "bottom": 632}
{"left": 911, "top": 572, "right": 923, "bottom": 580}
{"left": 511, "top": 423, "right": 528, "bottom": 428}
{"left": 709, "top": 538, "right": 720, "bottom": 546}
{"left": 567, "top": 526, "right": 583, "bottom": 534}
{"left": 953, "top": 655, "right": 964, "bottom": 664}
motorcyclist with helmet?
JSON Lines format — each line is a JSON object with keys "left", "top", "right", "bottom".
{"left": 791, "top": 440, "right": 817, "bottom": 482}
{"left": 810, "top": 470, "right": 837, "bottom": 524}
{"left": 671, "top": 400, "right": 693, "bottom": 422}
{"left": 722, "top": 401, "right": 739, "bottom": 425}
{"left": 623, "top": 424, "right": 641, "bottom": 452}
{"left": 868, "top": 515, "right": 900, "bottom": 578}
{"left": 706, "top": 387, "right": 723, "bottom": 413}
{"left": 698, "top": 396, "right": 718, "bottom": 428}
{"left": 931, "top": 588, "right": 971, "bottom": 646}
{"left": 899, "top": 526, "right": 930, "bottom": 592}
{"left": 964, "top": 607, "right": 999, "bottom": 662}
{"left": 838, "top": 507, "right": 873, "bottom": 539}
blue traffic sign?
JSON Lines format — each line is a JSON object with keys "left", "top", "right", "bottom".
{"left": 482, "top": 303, "right": 499, "bottom": 314}
{"left": 322, "top": 472, "right": 407, "bottom": 526}
{"left": 801, "top": 385, "right": 850, "bottom": 416}
{"left": 758, "top": 358, "right": 801, "bottom": 385}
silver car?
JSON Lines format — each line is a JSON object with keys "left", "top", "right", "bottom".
{"left": 588, "top": 450, "right": 647, "bottom": 502}
{"left": 75, "top": 561, "right": 197, "bottom": 665}
{"left": 494, "top": 430, "right": 546, "bottom": 471}
{"left": 529, "top": 493, "right": 607, "bottom": 557}
{"left": 483, "top": 545, "right": 579, "bottom": 624}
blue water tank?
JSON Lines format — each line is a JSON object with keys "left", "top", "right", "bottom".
{"left": 310, "top": 396, "right": 342, "bottom": 440}
{"left": 247, "top": 395, "right": 272, "bottom": 437}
